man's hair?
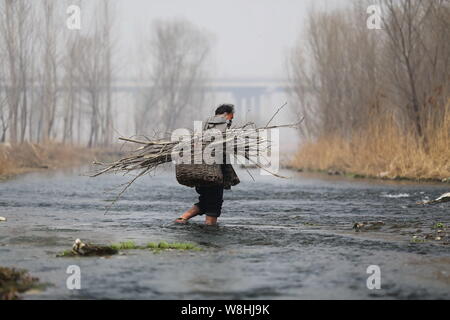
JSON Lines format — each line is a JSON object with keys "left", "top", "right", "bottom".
{"left": 215, "top": 104, "right": 235, "bottom": 115}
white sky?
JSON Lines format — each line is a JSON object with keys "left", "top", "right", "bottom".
{"left": 115, "top": 0, "right": 349, "bottom": 79}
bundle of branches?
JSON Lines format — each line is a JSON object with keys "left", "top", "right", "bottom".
{"left": 91, "top": 105, "right": 303, "bottom": 210}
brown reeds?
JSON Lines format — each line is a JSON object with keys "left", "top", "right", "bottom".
{"left": 292, "top": 102, "right": 450, "bottom": 181}
{"left": 0, "top": 142, "right": 113, "bottom": 179}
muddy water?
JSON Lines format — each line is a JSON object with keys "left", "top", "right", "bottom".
{"left": 0, "top": 167, "right": 449, "bottom": 299}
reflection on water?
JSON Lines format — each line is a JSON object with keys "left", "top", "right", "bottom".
{"left": 0, "top": 167, "right": 449, "bottom": 299}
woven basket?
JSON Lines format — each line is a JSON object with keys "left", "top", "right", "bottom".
{"left": 174, "top": 136, "right": 226, "bottom": 187}
{"left": 175, "top": 164, "right": 223, "bottom": 187}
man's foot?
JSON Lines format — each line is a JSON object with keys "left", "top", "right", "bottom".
{"left": 174, "top": 205, "right": 201, "bottom": 224}
{"left": 205, "top": 216, "right": 218, "bottom": 226}
{"left": 174, "top": 217, "right": 189, "bottom": 224}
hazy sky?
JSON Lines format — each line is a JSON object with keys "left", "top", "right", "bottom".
{"left": 115, "top": 0, "right": 348, "bottom": 79}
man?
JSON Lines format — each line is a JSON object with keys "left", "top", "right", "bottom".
{"left": 174, "top": 104, "right": 239, "bottom": 226}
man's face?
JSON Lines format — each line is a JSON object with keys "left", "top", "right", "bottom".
{"left": 225, "top": 112, "right": 234, "bottom": 121}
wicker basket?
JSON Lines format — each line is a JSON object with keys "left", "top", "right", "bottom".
{"left": 175, "top": 164, "right": 223, "bottom": 187}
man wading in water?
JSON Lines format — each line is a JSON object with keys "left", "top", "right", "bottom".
{"left": 175, "top": 104, "right": 240, "bottom": 226}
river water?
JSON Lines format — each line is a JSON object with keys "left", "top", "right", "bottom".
{"left": 0, "top": 166, "right": 449, "bottom": 299}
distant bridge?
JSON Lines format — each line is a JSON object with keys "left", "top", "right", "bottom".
{"left": 111, "top": 77, "right": 293, "bottom": 121}
{"left": 0, "top": 77, "right": 298, "bottom": 121}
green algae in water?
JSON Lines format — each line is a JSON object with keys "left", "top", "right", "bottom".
{"left": 57, "top": 240, "right": 201, "bottom": 257}
{"left": 110, "top": 241, "right": 139, "bottom": 250}
{"left": 57, "top": 249, "right": 77, "bottom": 257}
{"left": 410, "top": 237, "right": 426, "bottom": 244}
{"left": 432, "top": 222, "right": 446, "bottom": 229}
{"left": 146, "top": 241, "right": 201, "bottom": 251}
{"left": 111, "top": 241, "right": 201, "bottom": 251}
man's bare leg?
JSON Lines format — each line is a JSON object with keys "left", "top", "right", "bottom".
{"left": 174, "top": 205, "right": 200, "bottom": 224}
{"left": 205, "top": 215, "right": 218, "bottom": 226}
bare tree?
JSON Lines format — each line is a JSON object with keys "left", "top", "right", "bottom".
{"left": 289, "top": 0, "right": 449, "bottom": 145}
{"left": 0, "top": 2, "right": 210, "bottom": 147}
{"left": 61, "top": 34, "right": 81, "bottom": 144}
{"left": 100, "top": 0, "right": 115, "bottom": 146}
{"left": 382, "top": 0, "right": 431, "bottom": 137}
{"left": 136, "top": 19, "right": 211, "bottom": 135}
{"left": 36, "top": 0, "right": 60, "bottom": 142}
{"left": 288, "top": 2, "right": 382, "bottom": 139}
{"left": 0, "top": 0, "right": 35, "bottom": 143}
{"left": 77, "top": 34, "right": 103, "bottom": 147}
{"left": 67, "top": 1, "right": 115, "bottom": 148}
{"left": 0, "top": 53, "right": 9, "bottom": 142}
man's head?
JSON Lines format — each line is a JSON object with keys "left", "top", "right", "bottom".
{"left": 215, "top": 104, "right": 235, "bottom": 120}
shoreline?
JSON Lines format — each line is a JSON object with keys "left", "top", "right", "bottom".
{"left": 282, "top": 165, "right": 450, "bottom": 185}
{"left": 2, "top": 145, "right": 449, "bottom": 186}
{"left": 0, "top": 142, "right": 123, "bottom": 182}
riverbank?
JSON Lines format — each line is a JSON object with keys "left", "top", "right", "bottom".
{"left": 290, "top": 114, "right": 450, "bottom": 184}
{"left": 284, "top": 166, "right": 450, "bottom": 185}
{"left": 0, "top": 142, "right": 121, "bottom": 181}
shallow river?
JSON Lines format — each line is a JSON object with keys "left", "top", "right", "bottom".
{"left": 0, "top": 166, "right": 449, "bottom": 299}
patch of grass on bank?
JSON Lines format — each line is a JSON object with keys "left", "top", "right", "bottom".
{"left": 292, "top": 108, "right": 450, "bottom": 182}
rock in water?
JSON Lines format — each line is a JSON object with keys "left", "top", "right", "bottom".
{"left": 71, "top": 239, "right": 118, "bottom": 256}
{"left": 418, "top": 192, "right": 450, "bottom": 205}
{"left": 434, "top": 192, "right": 450, "bottom": 203}
{"left": 353, "top": 221, "right": 385, "bottom": 232}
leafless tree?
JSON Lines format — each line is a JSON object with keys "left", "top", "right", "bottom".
{"left": 77, "top": 34, "right": 103, "bottom": 147}
{"left": 289, "top": 2, "right": 382, "bottom": 139}
{"left": 288, "top": 0, "right": 449, "bottom": 145}
{"left": 100, "top": 0, "right": 115, "bottom": 146}
{"left": 36, "top": 0, "right": 60, "bottom": 142}
{"left": 0, "top": 56, "right": 9, "bottom": 142}
{"left": 0, "top": 1, "right": 206, "bottom": 147}
{"left": 61, "top": 34, "right": 81, "bottom": 144}
{"left": 0, "top": 0, "right": 35, "bottom": 143}
{"left": 381, "top": 0, "right": 449, "bottom": 138}
{"left": 136, "top": 19, "right": 211, "bottom": 135}
{"left": 70, "top": 0, "right": 115, "bottom": 147}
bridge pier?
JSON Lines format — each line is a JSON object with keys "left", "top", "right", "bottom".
{"left": 90, "top": 78, "right": 291, "bottom": 130}
{"left": 231, "top": 89, "right": 266, "bottom": 125}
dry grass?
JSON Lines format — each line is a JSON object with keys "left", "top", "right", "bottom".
{"left": 0, "top": 142, "right": 117, "bottom": 179}
{"left": 292, "top": 104, "right": 450, "bottom": 181}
